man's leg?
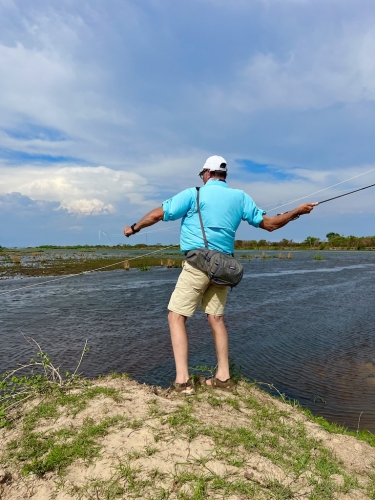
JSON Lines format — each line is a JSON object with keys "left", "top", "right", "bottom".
{"left": 168, "top": 311, "right": 190, "bottom": 384}
{"left": 207, "top": 314, "right": 230, "bottom": 382}
{"left": 200, "top": 283, "right": 230, "bottom": 384}
{"left": 168, "top": 262, "right": 211, "bottom": 385}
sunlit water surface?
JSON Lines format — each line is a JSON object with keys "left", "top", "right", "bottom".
{"left": 1, "top": 251, "right": 375, "bottom": 432}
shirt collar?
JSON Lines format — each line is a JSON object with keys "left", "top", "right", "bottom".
{"left": 205, "top": 179, "right": 228, "bottom": 188}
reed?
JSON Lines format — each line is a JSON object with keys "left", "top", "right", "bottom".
{"left": 12, "top": 254, "right": 21, "bottom": 264}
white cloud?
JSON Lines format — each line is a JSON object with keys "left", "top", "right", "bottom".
{"left": 209, "top": 20, "right": 375, "bottom": 112}
{"left": 0, "top": 165, "right": 151, "bottom": 215}
{"left": 62, "top": 198, "right": 115, "bottom": 216}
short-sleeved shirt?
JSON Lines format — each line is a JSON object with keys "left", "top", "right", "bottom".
{"left": 162, "top": 179, "right": 266, "bottom": 254}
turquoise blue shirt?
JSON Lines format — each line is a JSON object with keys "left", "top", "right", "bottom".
{"left": 162, "top": 179, "right": 266, "bottom": 254}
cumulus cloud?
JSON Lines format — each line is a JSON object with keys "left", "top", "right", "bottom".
{"left": 0, "top": 165, "right": 150, "bottom": 215}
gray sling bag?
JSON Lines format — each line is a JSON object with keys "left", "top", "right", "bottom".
{"left": 185, "top": 187, "right": 243, "bottom": 288}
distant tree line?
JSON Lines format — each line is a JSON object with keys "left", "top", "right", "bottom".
{"left": 2, "top": 235, "right": 375, "bottom": 251}
{"left": 234, "top": 233, "right": 375, "bottom": 250}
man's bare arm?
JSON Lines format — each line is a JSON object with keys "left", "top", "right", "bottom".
{"left": 260, "top": 203, "right": 317, "bottom": 232}
{"left": 124, "top": 206, "right": 164, "bottom": 237}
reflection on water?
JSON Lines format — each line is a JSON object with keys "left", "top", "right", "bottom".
{"left": 1, "top": 250, "right": 375, "bottom": 432}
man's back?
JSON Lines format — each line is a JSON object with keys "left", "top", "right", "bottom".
{"left": 162, "top": 179, "right": 265, "bottom": 254}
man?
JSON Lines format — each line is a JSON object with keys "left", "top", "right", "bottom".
{"left": 124, "top": 155, "right": 316, "bottom": 394}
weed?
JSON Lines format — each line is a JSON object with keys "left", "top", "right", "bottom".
{"left": 129, "top": 418, "right": 145, "bottom": 429}
{"left": 138, "top": 264, "right": 151, "bottom": 271}
{"left": 0, "top": 336, "right": 89, "bottom": 427}
{"left": 145, "top": 445, "right": 159, "bottom": 456}
{"left": 313, "top": 253, "right": 324, "bottom": 260}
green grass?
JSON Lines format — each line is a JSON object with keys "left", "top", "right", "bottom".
{"left": 283, "top": 398, "right": 375, "bottom": 449}
{"left": 155, "top": 386, "right": 359, "bottom": 500}
{"left": 8, "top": 415, "right": 125, "bottom": 476}
{"left": 2, "top": 367, "right": 373, "bottom": 499}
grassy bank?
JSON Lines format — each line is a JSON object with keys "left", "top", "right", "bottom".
{"left": 1, "top": 370, "right": 375, "bottom": 499}
{"left": 0, "top": 252, "right": 184, "bottom": 278}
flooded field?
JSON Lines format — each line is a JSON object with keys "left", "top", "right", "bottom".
{"left": 0, "top": 248, "right": 183, "bottom": 278}
{"left": 1, "top": 249, "right": 375, "bottom": 432}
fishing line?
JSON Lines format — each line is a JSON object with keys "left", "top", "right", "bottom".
{"left": 0, "top": 246, "right": 177, "bottom": 297}
{"left": 99, "top": 226, "right": 180, "bottom": 238}
{"left": 265, "top": 166, "right": 375, "bottom": 213}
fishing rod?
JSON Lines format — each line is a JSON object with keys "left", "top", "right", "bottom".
{"left": 278, "top": 181, "right": 375, "bottom": 219}
{"left": 266, "top": 166, "right": 375, "bottom": 213}
{"left": 317, "top": 182, "right": 375, "bottom": 205}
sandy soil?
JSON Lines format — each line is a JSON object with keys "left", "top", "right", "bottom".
{"left": 1, "top": 377, "right": 374, "bottom": 500}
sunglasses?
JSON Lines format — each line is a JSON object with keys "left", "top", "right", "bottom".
{"left": 199, "top": 169, "right": 209, "bottom": 178}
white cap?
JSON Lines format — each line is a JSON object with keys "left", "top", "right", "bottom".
{"left": 198, "top": 155, "right": 227, "bottom": 176}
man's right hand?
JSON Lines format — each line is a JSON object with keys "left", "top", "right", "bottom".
{"left": 296, "top": 202, "right": 318, "bottom": 215}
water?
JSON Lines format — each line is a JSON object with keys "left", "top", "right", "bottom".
{"left": 1, "top": 250, "right": 375, "bottom": 432}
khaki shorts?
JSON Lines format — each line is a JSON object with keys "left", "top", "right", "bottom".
{"left": 168, "top": 261, "right": 229, "bottom": 317}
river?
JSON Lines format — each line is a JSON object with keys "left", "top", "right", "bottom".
{"left": 1, "top": 250, "right": 375, "bottom": 432}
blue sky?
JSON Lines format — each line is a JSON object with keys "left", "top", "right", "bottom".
{"left": 1, "top": 0, "right": 375, "bottom": 247}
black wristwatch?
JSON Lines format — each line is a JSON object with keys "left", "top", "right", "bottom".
{"left": 131, "top": 223, "right": 140, "bottom": 234}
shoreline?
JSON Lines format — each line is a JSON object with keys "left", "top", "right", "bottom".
{"left": 1, "top": 249, "right": 374, "bottom": 281}
{"left": 1, "top": 375, "right": 375, "bottom": 499}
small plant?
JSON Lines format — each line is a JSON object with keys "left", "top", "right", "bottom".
{"left": 0, "top": 335, "right": 89, "bottom": 427}
{"left": 314, "top": 253, "right": 324, "bottom": 260}
{"left": 138, "top": 264, "right": 150, "bottom": 271}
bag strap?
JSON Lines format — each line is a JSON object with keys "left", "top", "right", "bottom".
{"left": 196, "top": 187, "right": 208, "bottom": 248}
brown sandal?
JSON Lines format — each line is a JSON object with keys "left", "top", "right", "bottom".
{"left": 170, "top": 378, "right": 195, "bottom": 395}
{"left": 206, "top": 377, "right": 236, "bottom": 392}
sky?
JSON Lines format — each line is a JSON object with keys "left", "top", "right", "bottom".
{"left": 1, "top": 0, "right": 375, "bottom": 247}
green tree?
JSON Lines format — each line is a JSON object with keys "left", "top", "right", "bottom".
{"left": 304, "top": 236, "right": 320, "bottom": 247}
{"left": 326, "top": 232, "right": 340, "bottom": 240}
